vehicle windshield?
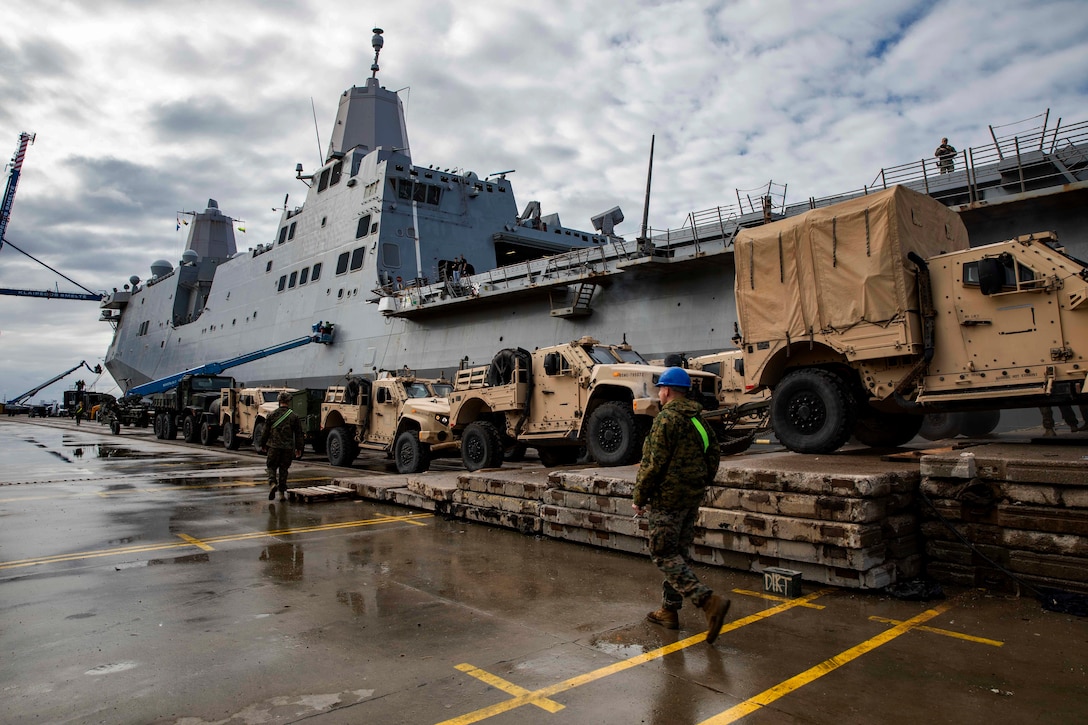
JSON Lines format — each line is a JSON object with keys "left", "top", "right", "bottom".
{"left": 404, "top": 382, "right": 431, "bottom": 398}
{"left": 262, "top": 391, "right": 283, "bottom": 403}
{"left": 430, "top": 383, "right": 453, "bottom": 397}
{"left": 586, "top": 345, "right": 646, "bottom": 364}
{"left": 191, "top": 377, "right": 233, "bottom": 391}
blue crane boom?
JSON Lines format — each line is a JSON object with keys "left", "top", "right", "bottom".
{"left": 7, "top": 360, "right": 101, "bottom": 407}
{"left": 126, "top": 323, "right": 335, "bottom": 397}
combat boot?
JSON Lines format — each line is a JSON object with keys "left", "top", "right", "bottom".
{"left": 1043, "top": 426, "right": 1056, "bottom": 437}
{"left": 700, "top": 594, "right": 731, "bottom": 644}
{"left": 646, "top": 608, "right": 679, "bottom": 630}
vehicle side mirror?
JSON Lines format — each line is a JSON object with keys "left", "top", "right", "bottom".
{"left": 978, "top": 258, "right": 1004, "bottom": 295}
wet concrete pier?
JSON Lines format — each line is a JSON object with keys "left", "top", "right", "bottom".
{"left": 2, "top": 417, "right": 1086, "bottom": 724}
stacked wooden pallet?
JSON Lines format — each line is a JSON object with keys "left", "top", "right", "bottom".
{"left": 919, "top": 444, "right": 1088, "bottom": 595}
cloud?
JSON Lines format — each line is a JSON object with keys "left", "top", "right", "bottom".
{"left": 2, "top": 0, "right": 1087, "bottom": 402}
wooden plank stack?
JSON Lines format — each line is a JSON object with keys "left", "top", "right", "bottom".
{"left": 918, "top": 443, "right": 1088, "bottom": 595}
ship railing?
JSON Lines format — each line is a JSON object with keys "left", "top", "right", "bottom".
{"left": 677, "top": 111, "right": 1088, "bottom": 232}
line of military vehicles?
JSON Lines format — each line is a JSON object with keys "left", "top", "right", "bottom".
{"left": 99, "top": 187, "right": 1088, "bottom": 467}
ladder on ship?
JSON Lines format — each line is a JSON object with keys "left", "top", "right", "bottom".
{"left": 549, "top": 282, "right": 596, "bottom": 318}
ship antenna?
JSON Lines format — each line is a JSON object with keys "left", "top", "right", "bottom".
{"left": 371, "top": 28, "right": 384, "bottom": 79}
{"left": 638, "top": 135, "right": 655, "bottom": 255}
{"left": 311, "top": 97, "right": 323, "bottom": 166}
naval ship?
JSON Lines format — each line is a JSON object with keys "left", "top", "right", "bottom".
{"left": 100, "top": 29, "right": 1088, "bottom": 393}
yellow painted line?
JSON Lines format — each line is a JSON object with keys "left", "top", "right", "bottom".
{"left": 868, "top": 615, "right": 1003, "bottom": 647}
{"left": 0, "top": 478, "right": 338, "bottom": 502}
{"left": 177, "top": 533, "right": 214, "bottom": 552}
{"left": 437, "top": 589, "right": 831, "bottom": 725}
{"left": 455, "top": 664, "right": 564, "bottom": 713}
{"left": 732, "top": 588, "right": 824, "bottom": 609}
{"left": 0, "top": 512, "right": 432, "bottom": 570}
{"left": 699, "top": 600, "right": 955, "bottom": 724}
{"left": 375, "top": 511, "right": 428, "bottom": 527}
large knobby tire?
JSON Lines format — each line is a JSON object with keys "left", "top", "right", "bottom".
{"left": 852, "top": 411, "right": 924, "bottom": 448}
{"left": 326, "top": 427, "right": 357, "bottom": 467}
{"left": 461, "top": 421, "right": 503, "bottom": 471}
{"left": 538, "top": 446, "right": 580, "bottom": 467}
{"left": 586, "top": 401, "right": 643, "bottom": 466}
{"left": 394, "top": 430, "right": 431, "bottom": 474}
{"left": 110, "top": 418, "right": 121, "bottom": 435}
{"left": 199, "top": 420, "right": 218, "bottom": 446}
{"left": 182, "top": 414, "right": 199, "bottom": 443}
{"left": 252, "top": 421, "right": 265, "bottom": 453}
{"left": 163, "top": 413, "right": 178, "bottom": 440}
{"left": 959, "top": 409, "right": 1001, "bottom": 437}
{"left": 771, "top": 368, "right": 856, "bottom": 454}
{"left": 223, "top": 420, "right": 239, "bottom": 450}
{"left": 919, "top": 412, "right": 964, "bottom": 441}
{"left": 153, "top": 413, "right": 164, "bottom": 439}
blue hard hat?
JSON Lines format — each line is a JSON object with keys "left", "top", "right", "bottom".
{"left": 656, "top": 367, "right": 691, "bottom": 389}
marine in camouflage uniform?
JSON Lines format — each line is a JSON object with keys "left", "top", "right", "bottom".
{"left": 260, "top": 392, "right": 304, "bottom": 500}
{"left": 632, "top": 367, "right": 731, "bottom": 643}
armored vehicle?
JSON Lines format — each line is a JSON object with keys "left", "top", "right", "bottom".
{"left": 448, "top": 337, "right": 720, "bottom": 471}
{"left": 319, "top": 373, "right": 454, "bottom": 473}
{"left": 151, "top": 374, "right": 235, "bottom": 444}
{"left": 734, "top": 185, "right": 1088, "bottom": 453}
{"left": 218, "top": 386, "right": 295, "bottom": 450}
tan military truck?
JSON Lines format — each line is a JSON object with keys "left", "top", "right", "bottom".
{"left": 447, "top": 337, "right": 721, "bottom": 470}
{"left": 218, "top": 386, "right": 295, "bottom": 451}
{"left": 687, "top": 348, "right": 771, "bottom": 455}
{"left": 319, "top": 373, "right": 455, "bottom": 472}
{"left": 732, "top": 184, "right": 1088, "bottom": 453}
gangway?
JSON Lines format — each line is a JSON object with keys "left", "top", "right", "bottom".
{"left": 126, "top": 322, "right": 335, "bottom": 397}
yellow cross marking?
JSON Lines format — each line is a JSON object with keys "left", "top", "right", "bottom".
{"left": 0, "top": 512, "right": 432, "bottom": 570}
{"left": 868, "top": 615, "right": 1003, "bottom": 647}
{"left": 437, "top": 589, "right": 832, "bottom": 725}
{"left": 455, "top": 664, "right": 564, "bottom": 713}
{"left": 176, "top": 533, "right": 214, "bottom": 551}
{"left": 698, "top": 599, "right": 957, "bottom": 724}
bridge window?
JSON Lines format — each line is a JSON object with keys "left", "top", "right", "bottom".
{"left": 299, "top": 267, "right": 309, "bottom": 285}
{"left": 288, "top": 271, "right": 298, "bottom": 288}
{"left": 266, "top": 261, "right": 273, "bottom": 273}
{"left": 278, "top": 226, "right": 288, "bottom": 245}
{"left": 427, "top": 186, "right": 441, "bottom": 205}
{"left": 350, "top": 247, "right": 365, "bottom": 271}
{"left": 288, "top": 222, "right": 297, "bottom": 240}
{"left": 318, "top": 167, "right": 331, "bottom": 192}
{"left": 356, "top": 214, "right": 372, "bottom": 238}
{"left": 330, "top": 160, "right": 343, "bottom": 186}
{"left": 311, "top": 262, "right": 322, "bottom": 282}
{"left": 278, "top": 275, "right": 287, "bottom": 291}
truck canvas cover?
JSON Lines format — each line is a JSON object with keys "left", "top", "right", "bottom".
{"left": 734, "top": 185, "right": 969, "bottom": 345}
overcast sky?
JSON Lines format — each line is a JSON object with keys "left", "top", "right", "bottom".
{"left": 2, "top": 0, "right": 1087, "bottom": 404}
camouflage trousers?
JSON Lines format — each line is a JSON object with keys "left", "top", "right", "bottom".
{"left": 648, "top": 507, "right": 712, "bottom": 611}
{"left": 266, "top": 447, "right": 294, "bottom": 492}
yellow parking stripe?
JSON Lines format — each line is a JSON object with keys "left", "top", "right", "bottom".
{"left": 455, "top": 664, "right": 564, "bottom": 713}
{"left": 868, "top": 615, "right": 1003, "bottom": 647}
{"left": 0, "top": 512, "right": 432, "bottom": 570}
{"left": 732, "top": 588, "right": 825, "bottom": 609}
{"left": 177, "top": 533, "right": 214, "bottom": 552}
{"left": 437, "top": 589, "right": 832, "bottom": 725}
{"left": 699, "top": 600, "right": 955, "bottom": 724}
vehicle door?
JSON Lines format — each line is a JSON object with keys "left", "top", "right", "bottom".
{"left": 527, "top": 351, "right": 583, "bottom": 435}
{"left": 941, "top": 252, "right": 1063, "bottom": 383}
{"left": 368, "top": 383, "right": 401, "bottom": 445}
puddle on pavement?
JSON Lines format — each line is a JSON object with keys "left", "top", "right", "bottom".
{"left": 587, "top": 632, "right": 651, "bottom": 658}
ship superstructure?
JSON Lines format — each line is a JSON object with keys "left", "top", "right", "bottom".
{"left": 100, "top": 30, "right": 1088, "bottom": 393}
